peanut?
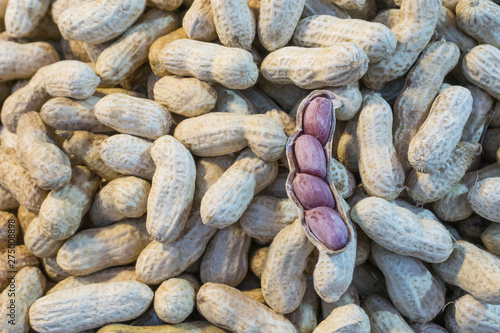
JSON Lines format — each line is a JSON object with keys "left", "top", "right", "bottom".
{"left": 57, "top": 0, "right": 147, "bottom": 44}
{"left": 454, "top": 294, "right": 500, "bottom": 332}
{"left": 351, "top": 197, "right": 453, "bottom": 263}
{"left": 0, "top": 245, "right": 39, "bottom": 290}
{"left": 57, "top": 217, "right": 150, "bottom": 276}
{"left": 153, "top": 39, "right": 258, "bottom": 89}
{"left": 285, "top": 277, "right": 319, "bottom": 332}
{"left": 99, "top": 134, "right": 155, "bottom": 180}
{"left": 24, "top": 216, "right": 65, "bottom": 258}
{"left": 16, "top": 112, "right": 71, "bottom": 190}
{"left": 213, "top": 85, "right": 257, "bottom": 114}
{"left": 481, "top": 223, "right": 500, "bottom": 255}
{"left": 362, "top": 0, "right": 441, "bottom": 90}
{"left": 461, "top": 85, "right": 495, "bottom": 143}
{"left": 321, "top": 283, "right": 359, "bottom": 319}
{"left": 194, "top": 155, "right": 235, "bottom": 207}
{"left": 371, "top": 243, "right": 445, "bottom": 322}
{"left": 98, "top": 322, "right": 227, "bottom": 332}
{"left": 154, "top": 277, "right": 196, "bottom": 324}
{"left": 361, "top": 295, "right": 414, "bottom": 333}
{"left": 183, "top": 0, "right": 217, "bottom": 41}
{"left": 456, "top": 0, "right": 500, "bottom": 49}
{"left": 467, "top": 177, "right": 500, "bottom": 223}
{"left": 42, "top": 257, "right": 71, "bottom": 282}
{"left": 0, "top": 184, "right": 18, "bottom": 210}
{"left": 261, "top": 43, "right": 369, "bottom": 89}
{"left": 293, "top": 15, "right": 396, "bottom": 62}
{"left": 408, "top": 86, "right": 473, "bottom": 173}
{"left": 148, "top": 0, "right": 183, "bottom": 11}
{"left": 406, "top": 142, "right": 481, "bottom": 204}
{"left": 196, "top": 282, "right": 298, "bottom": 332}
{"left": 0, "top": 266, "right": 45, "bottom": 333}
{"left": 149, "top": 28, "right": 188, "bottom": 77}
{"left": 357, "top": 91, "right": 405, "bottom": 200}
{"left": 462, "top": 45, "right": 500, "bottom": 100}
{"left": 154, "top": 75, "right": 217, "bottom": 117}
{"left": 258, "top": 0, "right": 305, "bottom": 51}
{"left": 212, "top": 0, "right": 255, "bottom": 49}
{"left": 96, "top": 10, "right": 178, "bottom": 86}
{"left": 136, "top": 210, "right": 217, "bottom": 284}
{"left": 436, "top": 7, "right": 477, "bottom": 54}
{"left": 240, "top": 86, "right": 281, "bottom": 114}
{"left": 433, "top": 240, "right": 500, "bottom": 304}
{"left": 337, "top": 116, "right": 359, "bottom": 172}
{"left": 4, "top": 0, "right": 50, "bottom": 38}
{"left": 147, "top": 135, "right": 195, "bottom": 243}
{"left": 0, "top": 40, "right": 59, "bottom": 82}
{"left": 40, "top": 96, "right": 112, "bottom": 133}
{"left": 302, "top": 0, "right": 349, "bottom": 19}
{"left": 393, "top": 41, "right": 460, "bottom": 170}
{"left": 0, "top": 147, "right": 47, "bottom": 212}
{"left": 38, "top": 166, "right": 99, "bottom": 240}
{"left": 30, "top": 281, "right": 153, "bottom": 333}
{"left": 313, "top": 304, "right": 370, "bottom": 333}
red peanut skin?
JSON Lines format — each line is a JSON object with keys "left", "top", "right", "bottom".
{"left": 292, "top": 173, "right": 335, "bottom": 210}
{"left": 294, "top": 134, "right": 327, "bottom": 178}
{"left": 305, "top": 206, "right": 349, "bottom": 251}
{"left": 303, "top": 97, "right": 332, "bottom": 146}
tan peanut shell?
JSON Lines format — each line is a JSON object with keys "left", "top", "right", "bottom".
{"left": 286, "top": 276, "right": 319, "bottom": 332}
{"left": 454, "top": 294, "right": 500, "bottom": 332}
{"left": 326, "top": 82, "right": 362, "bottom": 121}
{"left": 355, "top": 225, "right": 370, "bottom": 266}
{"left": 154, "top": 75, "right": 217, "bottom": 117}
{"left": 212, "top": 85, "right": 255, "bottom": 114}
{"left": 57, "top": 0, "right": 146, "bottom": 44}
{"left": 200, "top": 222, "right": 251, "bottom": 286}
{"left": 155, "top": 278, "right": 196, "bottom": 324}
{"left": 321, "top": 283, "right": 359, "bottom": 319}
{"left": 0, "top": 147, "right": 47, "bottom": 212}
{"left": 408, "top": 86, "right": 473, "bottom": 173}
{"left": 98, "top": 322, "right": 227, "bottom": 332}
{"left": 47, "top": 266, "right": 138, "bottom": 295}
{"left": 148, "top": 0, "right": 182, "bottom": 10}
{"left": 325, "top": 157, "right": 354, "bottom": 201}
{"left": 40, "top": 96, "right": 112, "bottom": 133}
{"left": 357, "top": 91, "right": 405, "bottom": 200}
{"left": 197, "top": 282, "right": 298, "bottom": 332}
{"left": 0, "top": 41, "right": 59, "bottom": 82}
{"left": 39, "top": 166, "right": 99, "bottom": 240}
{"left": 211, "top": 0, "right": 255, "bottom": 49}
{"left": 16, "top": 112, "right": 72, "bottom": 190}
{"left": 149, "top": 28, "right": 188, "bottom": 77}
{"left": 240, "top": 195, "right": 298, "bottom": 244}
{"left": 0, "top": 125, "right": 17, "bottom": 150}
{"left": 362, "top": 295, "right": 414, "bottom": 333}
{"left": 456, "top": 0, "right": 500, "bottom": 49}
{"left": 24, "top": 216, "right": 65, "bottom": 258}
{"left": 433, "top": 164, "right": 500, "bottom": 222}
{"left": 0, "top": 266, "right": 45, "bottom": 333}
{"left": 371, "top": 244, "right": 445, "bottom": 322}
{"left": 337, "top": 116, "right": 359, "bottom": 172}
{"left": 60, "top": 131, "right": 123, "bottom": 180}
{"left": 94, "top": 94, "right": 172, "bottom": 140}
{"left": 461, "top": 85, "right": 495, "bottom": 143}
{"left": 257, "top": 78, "right": 309, "bottom": 112}
{"left": 136, "top": 210, "right": 217, "bottom": 284}
{"left": 90, "top": 176, "right": 150, "bottom": 227}
{"left": 258, "top": 0, "right": 305, "bottom": 51}
{"left": 314, "top": 304, "right": 370, "bottom": 333}
{"left": 293, "top": 15, "right": 396, "bottom": 62}
{"left": 30, "top": 281, "right": 153, "bottom": 333}
{"left": 393, "top": 41, "right": 460, "bottom": 170}
{"left": 433, "top": 240, "right": 500, "bottom": 304}
{"left": 265, "top": 110, "right": 296, "bottom": 138}
{"left": 0, "top": 245, "right": 39, "bottom": 290}
{"left": 96, "top": 10, "right": 178, "bottom": 86}
{"left": 99, "top": 134, "right": 155, "bottom": 180}
{"left": 57, "top": 217, "right": 150, "bottom": 276}
{"left": 261, "top": 167, "right": 288, "bottom": 199}
{"left": 462, "top": 45, "right": 500, "bottom": 100}
{"left": 17, "top": 205, "right": 36, "bottom": 234}
{"left": 250, "top": 247, "right": 268, "bottom": 279}
{"left": 362, "top": 0, "right": 441, "bottom": 90}
{"left": 154, "top": 39, "right": 258, "bottom": 89}
{"left": 194, "top": 155, "right": 235, "bottom": 207}
{"left": 183, "top": 0, "right": 217, "bottom": 41}
{"left": 0, "top": 211, "right": 18, "bottom": 248}
{"left": 468, "top": 177, "right": 500, "bottom": 223}
{"left": 372, "top": 8, "right": 401, "bottom": 28}
{"left": 0, "top": 184, "right": 18, "bottom": 210}
{"left": 94, "top": 87, "right": 146, "bottom": 99}
{"left": 390, "top": 198, "right": 440, "bottom": 221}
{"left": 261, "top": 219, "right": 315, "bottom": 314}
{"left": 261, "top": 43, "right": 369, "bottom": 89}
{"left": 482, "top": 223, "right": 500, "bottom": 255}
{"left": 174, "top": 113, "right": 286, "bottom": 161}
{"left": 147, "top": 135, "right": 195, "bottom": 243}
{"left": 350, "top": 197, "right": 453, "bottom": 263}
{"left": 4, "top": 0, "right": 50, "bottom": 38}
{"left": 436, "top": 7, "right": 477, "bottom": 54}
{"left": 42, "top": 257, "right": 71, "bottom": 282}
{"left": 200, "top": 148, "right": 278, "bottom": 228}
{"left": 406, "top": 142, "right": 481, "bottom": 204}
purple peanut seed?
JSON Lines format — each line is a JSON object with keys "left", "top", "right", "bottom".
{"left": 303, "top": 97, "right": 332, "bottom": 146}
{"left": 292, "top": 173, "right": 335, "bottom": 210}
{"left": 305, "top": 206, "right": 349, "bottom": 251}
{"left": 294, "top": 134, "right": 327, "bottom": 178}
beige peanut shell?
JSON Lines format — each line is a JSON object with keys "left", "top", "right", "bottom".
{"left": 154, "top": 278, "right": 196, "bottom": 324}
{"left": 462, "top": 45, "right": 500, "bottom": 100}
{"left": 149, "top": 28, "right": 188, "bottom": 77}
{"left": 24, "top": 216, "right": 66, "bottom": 258}
{"left": 97, "top": 322, "right": 227, "bottom": 332}
{"left": 4, "top": 0, "right": 50, "bottom": 38}
{"left": 211, "top": 0, "right": 255, "bottom": 49}
{"left": 456, "top": 0, "right": 500, "bottom": 49}
{"left": 481, "top": 223, "right": 500, "bottom": 255}
{"left": 194, "top": 155, "right": 235, "bottom": 207}
{"left": 314, "top": 304, "right": 370, "bottom": 333}
{"left": 454, "top": 294, "right": 500, "bottom": 332}
{"left": 362, "top": 295, "right": 414, "bottom": 333}
{"left": 468, "top": 177, "right": 500, "bottom": 223}
{"left": 286, "top": 276, "right": 319, "bottom": 332}
{"left": 0, "top": 245, "right": 39, "bottom": 290}
{"left": 183, "top": 0, "right": 217, "bottom": 41}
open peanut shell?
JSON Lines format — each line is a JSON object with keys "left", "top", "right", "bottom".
{"left": 286, "top": 90, "right": 354, "bottom": 255}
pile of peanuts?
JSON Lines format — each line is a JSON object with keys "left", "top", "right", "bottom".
{"left": 0, "top": 0, "right": 500, "bottom": 331}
